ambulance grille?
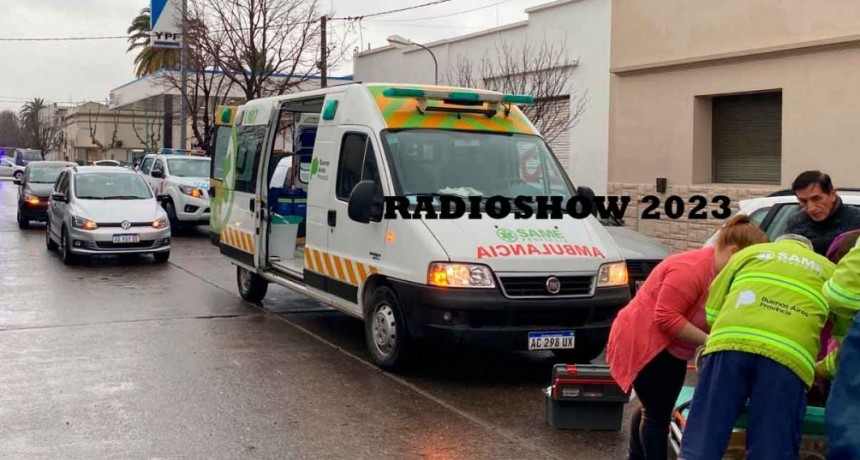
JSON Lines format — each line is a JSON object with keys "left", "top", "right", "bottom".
{"left": 498, "top": 275, "right": 593, "bottom": 297}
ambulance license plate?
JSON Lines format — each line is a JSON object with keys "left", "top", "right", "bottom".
{"left": 112, "top": 234, "right": 140, "bottom": 244}
{"left": 528, "top": 331, "right": 575, "bottom": 350}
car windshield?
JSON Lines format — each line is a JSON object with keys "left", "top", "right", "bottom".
{"left": 27, "top": 166, "right": 67, "bottom": 183}
{"left": 380, "top": 129, "right": 573, "bottom": 202}
{"left": 21, "top": 151, "right": 42, "bottom": 161}
{"left": 74, "top": 172, "right": 153, "bottom": 200}
{"left": 167, "top": 158, "right": 210, "bottom": 177}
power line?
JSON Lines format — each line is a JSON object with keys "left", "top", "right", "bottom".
{"left": 368, "top": 0, "right": 513, "bottom": 22}
{"left": 331, "top": 0, "right": 454, "bottom": 20}
{"left": 0, "top": 0, "right": 459, "bottom": 42}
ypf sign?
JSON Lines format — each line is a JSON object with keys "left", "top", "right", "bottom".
{"left": 150, "top": 0, "right": 182, "bottom": 49}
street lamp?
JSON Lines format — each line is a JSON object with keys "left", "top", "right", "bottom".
{"left": 387, "top": 34, "right": 438, "bottom": 85}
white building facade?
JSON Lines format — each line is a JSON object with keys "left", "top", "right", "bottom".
{"left": 352, "top": 0, "right": 611, "bottom": 194}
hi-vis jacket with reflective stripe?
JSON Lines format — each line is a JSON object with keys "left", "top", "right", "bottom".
{"left": 818, "top": 238, "right": 860, "bottom": 378}
{"left": 704, "top": 239, "right": 836, "bottom": 387}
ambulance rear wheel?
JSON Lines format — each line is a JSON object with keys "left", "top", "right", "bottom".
{"left": 237, "top": 265, "right": 268, "bottom": 303}
{"left": 365, "top": 285, "right": 413, "bottom": 371}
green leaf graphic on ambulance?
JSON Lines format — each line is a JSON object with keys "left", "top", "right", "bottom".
{"left": 310, "top": 157, "right": 319, "bottom": 177}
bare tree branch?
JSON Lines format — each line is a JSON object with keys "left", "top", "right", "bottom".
{"left": 444, "top": 35, "right": 588, "bottom": 144}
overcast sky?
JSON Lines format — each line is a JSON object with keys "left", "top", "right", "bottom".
{"left": 0, "top": 0, "right": 551, "bottom": 112}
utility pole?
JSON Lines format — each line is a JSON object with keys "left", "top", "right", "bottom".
{"left": 320, "top": 15, "right": 327, "bottom": 88}
{"left": 179, "top": 0, "right": 188, "bottom": 151}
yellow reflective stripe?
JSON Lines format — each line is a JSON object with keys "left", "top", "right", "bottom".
{"left": 824, "top": 279, "right": 860, "bottom": 307}
{"left": 356, "top": 263, "right": 369, "bottom": 283}
{"left": 344, "top": 258, "right": 358, "bottom": 285}
{"left": 322, "top": 252, "right": 335, "bottom": 278}
{"left": 733, "top": 273, "right": 828, "bottom": 315}
{"left": 312, "top": 249, "right": 324, "bottom": 275}
{"left": 303, "top": 247, "right": 314, "bottom": 272}
{"left": 709, "top": 326, "right": 815, "bottom": 372}
{"left": 332, "top": 255, "right": 347, "bottom": 283}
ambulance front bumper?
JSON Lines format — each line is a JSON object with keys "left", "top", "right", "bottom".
{"left": 387, "top": 279, "right": 630, "bottom": 346}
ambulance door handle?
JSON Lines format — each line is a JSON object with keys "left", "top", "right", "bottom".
{"left": 328, "top": 210, "right": 336, "bottom": 227}
{"left": 249, "top": 197, "right": 255, "bottom": 212}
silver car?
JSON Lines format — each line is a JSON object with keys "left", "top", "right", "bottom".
{"left": 45, "top": 165, "right": 171, "bottom": 265}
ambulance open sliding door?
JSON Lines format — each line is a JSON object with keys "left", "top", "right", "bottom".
{"left": 219, "top": 122, "right": 267, "bottom": 268}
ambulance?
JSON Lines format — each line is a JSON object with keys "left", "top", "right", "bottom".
{"left": 209, "top": 83, "right": 632, "bottom": 371}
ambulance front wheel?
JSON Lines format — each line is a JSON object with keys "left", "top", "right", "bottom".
{"left": 365, "top": 285, "right": 413, "bottom": 371}
{"left": 237, "top": 265, "right": 268, "bottom": 303}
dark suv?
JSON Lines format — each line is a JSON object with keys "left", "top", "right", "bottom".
{"left": 15, "top": 161, "right": 76, "bottom": 229}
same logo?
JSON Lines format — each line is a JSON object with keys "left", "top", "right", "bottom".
{"left": 121, "top": 220, "right": 131, "bottom": 230}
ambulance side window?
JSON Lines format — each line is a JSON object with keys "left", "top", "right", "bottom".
{"left": 211, "top": 126, "right": 231, "bottom": 180}
{"left": 336, "top": 132, "right": 379, "bottom": 201}
{"left": 234, "top": 125, "right": 267, "bottom": 193}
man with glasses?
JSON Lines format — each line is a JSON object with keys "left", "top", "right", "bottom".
{"left": 784, "top": 171, "right": 860, "bottom": 255}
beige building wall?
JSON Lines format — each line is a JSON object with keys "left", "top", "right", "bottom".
{"left": 609, "top": 0, "right": 860, "bottom": 250}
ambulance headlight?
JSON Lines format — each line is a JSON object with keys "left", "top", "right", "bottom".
{"left": 427, "top": 263, "right": 495, "bottom": 288}
{"left": 597, "top": 262, "right": 628, "bottom": 287}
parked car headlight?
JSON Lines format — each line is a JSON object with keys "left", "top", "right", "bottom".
{"left": 597, "top": 261, "right": 628, "bottom": 287}
{"left": 179, "top": 185, "right": 203, "bottom": 198}
{"left": 71, "top": 215, "right": 98, "bottom": 230}
{"left": 152, "top": 217, "right": 169, "bottom": 229}
{"left": 23, "top": 194, "right": 40, "bottom": 205}
{"left": 427, "top": 262, "right": 495, "bottom": 288}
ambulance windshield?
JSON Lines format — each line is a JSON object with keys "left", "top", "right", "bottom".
{"left": 381, "top": 129, "right": 573, "bottom": 202}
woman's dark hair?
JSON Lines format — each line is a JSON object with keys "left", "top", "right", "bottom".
{"left": 827, "top": 230, "right": 860, "bottom": 263}
{"left": 792, "top": 170, "right": 833, "bottom": 194}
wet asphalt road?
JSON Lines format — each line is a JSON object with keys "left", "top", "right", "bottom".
{"left": 0, "top": 178, "right": 668, "bottom": 459}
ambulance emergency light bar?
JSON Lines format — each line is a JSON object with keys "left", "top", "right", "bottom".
{"left": 381, "top": 87, "right": 534, "bottom": 118}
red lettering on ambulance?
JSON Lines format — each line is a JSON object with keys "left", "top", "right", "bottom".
{"left": 496, "top": 245, "right": 511, "bottom": 257}
{"left": 477, "top": 246, "right": 493, "bottom": 259}
{"left": 527, "top": 244, "right": 541, "bottom": 255}
{"left": 592, "top": 247, "right": 606, "bottom": 258}
{"left": 511, "top": 245, "right": 526, "bottom": 256}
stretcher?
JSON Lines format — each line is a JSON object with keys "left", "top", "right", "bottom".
{"left": 669, "top": 385, "right": 829, "bottom": 459}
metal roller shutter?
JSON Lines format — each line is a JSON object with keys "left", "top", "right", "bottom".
{"left": 544, "top": 97, "right": 571, "bottom": 172}
{"left": 712, "top": 92, "right": 782, "bottom": 185}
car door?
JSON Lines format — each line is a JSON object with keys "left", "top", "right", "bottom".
{"left": 760, "top": 203, "right": 801, "bottom": 240}
{"left": 49, "top": 171, "right": 70, "bottom": 238}
{"left": 149, "top": 158, "right": 167, "bottom": 194}
{"left": 0, "top": 158, "right": 14, "bottom": 177}
{"left": 323, "top": 128, "right": 387, "bottom": 315}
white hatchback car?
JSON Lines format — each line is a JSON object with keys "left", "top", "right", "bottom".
{"left": 45, "top": 165, "right": 171, "bottom": 265}
{"left": 704, "top": 189, "right": 860, "bottom": 246}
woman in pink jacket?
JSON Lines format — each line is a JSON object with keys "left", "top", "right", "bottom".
{"left": 606, "top": 214, "right": 768, "bottom": 460}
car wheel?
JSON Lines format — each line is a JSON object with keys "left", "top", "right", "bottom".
{"left": 165, "top": 201, "right": 184, "bottom": 234}
{"left": 237, "top": 265, "right": 268, "bottom": 303}
{"left": 17, "top": 209, "right": 29, "bottom": 229}
{"left": 364, "top": 285, "right": 413, "bottom": 371}
{"left": 153, "top": 251, "right": 170, "bottom": 264}
{"left": 60, "top": 227, "right": 78, "bottom": 265}
{"left": 45, "top": 218, "right": 58, "bottom": 250}
{"left": 13, "top": 171, "right": 23, "bottom": 181}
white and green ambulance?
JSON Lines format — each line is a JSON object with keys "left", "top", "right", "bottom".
{"left": 209, "top": 83, "right": 632, "bottom": 371}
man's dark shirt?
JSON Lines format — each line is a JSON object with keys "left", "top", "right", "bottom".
{"left": 784, "top": 197, "right": 860, "bottom": 255}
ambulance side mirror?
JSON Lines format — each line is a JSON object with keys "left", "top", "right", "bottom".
{"left": 348, "top": 180, "right": 383, "bottom": 223}
{"left": 577, "top": 185, "right": 597, "bottom": 216}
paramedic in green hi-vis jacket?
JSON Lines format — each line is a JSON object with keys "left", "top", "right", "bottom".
{"left": 821, "top": 235, "right": 860, "bottom": 459}
{"left": 679, "top": 234, "right": 836, "bottom": 460}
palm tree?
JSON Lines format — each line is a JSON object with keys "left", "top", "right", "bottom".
{"left": 19, "top": 98, "right": 46, "bottom": 147}
{"left": 127, "top": 6, "right": 180, "bottom": 77}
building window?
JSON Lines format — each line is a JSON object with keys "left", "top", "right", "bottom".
{"left": 712, "top": 91, "right": 782, "bottom": 185}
